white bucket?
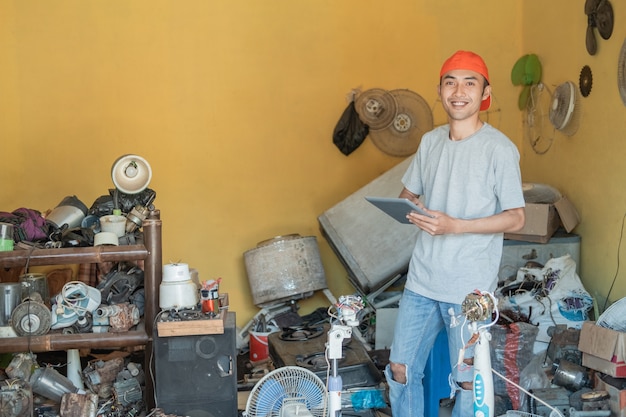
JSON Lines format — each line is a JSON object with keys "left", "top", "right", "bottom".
{"left": 99, "top": 215, "right": 127, "bottom": 237}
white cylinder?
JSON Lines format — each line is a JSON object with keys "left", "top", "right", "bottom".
{"left": 159, "top": 280, "right": 199, "bottom": 310}
{"left": 66, "top": 349, "right": 84, "bottom": 390}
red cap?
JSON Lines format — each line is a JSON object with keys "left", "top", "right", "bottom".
{"left": 440, "top": 50, "right": 491, "bottom": 111}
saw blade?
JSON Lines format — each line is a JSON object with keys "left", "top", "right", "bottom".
{"left": 579, "top": 65, "right": 593, "bottom": 97}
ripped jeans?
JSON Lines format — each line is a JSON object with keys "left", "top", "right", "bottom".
{"left": 384, "top": 289, "right": 475, "bottom": 417}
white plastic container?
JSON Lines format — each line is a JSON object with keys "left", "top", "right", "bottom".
{"left": 99, "top": 215, "right": 127, "bottom": 237}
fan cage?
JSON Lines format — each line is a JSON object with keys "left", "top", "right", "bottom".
{"left": 548, "top": 81, "right": 580, "bottom": 136}
{"left": 245, "top": 366, "right": 327, "bottom": 417}
{"left": 525, "top": 83, "right": 554, "bottom": 154}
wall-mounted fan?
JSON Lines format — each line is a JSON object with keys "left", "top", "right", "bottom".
{"left": 244, "top": 366, "right": 327, "bottom": 417}
{"left": 369, "top": 89, "right": 434, "bottom": 157}
{"left": 354, "top": 88, "right": 397, "bottom": 131}
{"left": 584, "top": 0, "right": 614, "bottom": 55}
{"left": 525, "top": 83, "right": 555, "bottom": 155}
{"left": 549, "top": 81, "right": 580, "bottom": 137}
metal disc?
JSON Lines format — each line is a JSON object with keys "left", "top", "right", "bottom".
{"left": 354, "top": 88, "right": 397, "bottom": 131}
{"left": 579, "top": 65, "right": 593, "bottom": 97}
{"left": 369, "top": 89, "right": 433, "bottom": 157}
{"left": 11, "top": 300, "right": 52, "bottom": 336}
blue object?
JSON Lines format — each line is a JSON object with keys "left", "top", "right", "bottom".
{"left": 351, "top": 389, "right": 387, "bottom": 411}
{"left": 423, "top": 328, "right": 451, "bottom": 417}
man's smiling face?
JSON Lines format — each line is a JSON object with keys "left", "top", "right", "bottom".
{"left": 438, "top": 69, "right": 491, "bottom": 122}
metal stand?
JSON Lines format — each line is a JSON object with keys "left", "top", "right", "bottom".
{"left": 325, "top": 294, "right": 363, "bottom": 417}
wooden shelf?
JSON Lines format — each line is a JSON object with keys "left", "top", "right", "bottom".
{"left": 0, "top": 210, "right": 162, "bottom": 409}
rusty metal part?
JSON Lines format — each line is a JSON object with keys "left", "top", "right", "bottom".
{"left": 59, "top": 392, "right": 98, "bottom": 417}
{"left": 83, "top": 357, "right": 125, "bottom": 399}
{"left": 579, "top": 65, "right": 593, "bottom": 97}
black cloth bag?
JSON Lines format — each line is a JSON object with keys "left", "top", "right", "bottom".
{"left": 332, "top": 101, "right": 369, "bottom": 156}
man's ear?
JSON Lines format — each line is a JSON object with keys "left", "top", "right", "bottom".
{"left": 483, "top": 85, "right": 492, "bottom": 101}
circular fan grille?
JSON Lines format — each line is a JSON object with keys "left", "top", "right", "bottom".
{"left": 618, "top": 37, "right": 626, "bottom": 107}
{"left": 525, "top": 83, "right": 555, "bottom": 155}
{"left": 549, "top": 81, "right": 580, "bottom": 136}
{"left": 245, "top": 366, "right": 327, "bottom": 417}
{"left": 354, "top": 88, "right": 397, "bottom": 131}
{"left": 369, "top": 89, "right": 433, "bottom": 157}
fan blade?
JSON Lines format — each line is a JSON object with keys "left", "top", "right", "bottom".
{"left": 524, "top": 54, "right": 542, "bottom": 85}
{"left": 297, "top": 379, "right": 325, "bottom": 409}
{"left": 256, "top": 379, "right": 288, "bottom": 417}
{"left": 586, "top": 25, "right": 597, "bottom": 55}
{"left": 519, "top": 86, "right": 531, "bottom": 111}
{"left": 596, "top": 0, "right": 614, "bottom": 40}
{"left": 511, "top": 55, "right": 529, "bottom": 86}
{"left": 584, "top": 0, "right": 601, "bottom": 15}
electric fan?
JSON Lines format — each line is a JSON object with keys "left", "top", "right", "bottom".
{"left": 244, "top": 366, "right": 327, "bottom": 417}
{"left": 369, "top": 89, "right": 434, "bottom": 157}
{"left": 549, "top": 81, "right": 580, "bottom": 137}
{"left": 354, "top": 88, "right": 397, "bottom": 131}
{"left": 525, "top": 83, "right": 555, "bottom": 155}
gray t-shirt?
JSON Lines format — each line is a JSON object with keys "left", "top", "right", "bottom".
{"left": 401, "top": 123, "right": 525, "bottom": 304}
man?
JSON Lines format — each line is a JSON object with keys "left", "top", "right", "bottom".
{"left": 384, "top": 50, "right": 526, "bottom": 417}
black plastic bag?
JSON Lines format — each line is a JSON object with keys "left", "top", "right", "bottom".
{"left": 332, "top": 101, "right": 369, "bottom": 156}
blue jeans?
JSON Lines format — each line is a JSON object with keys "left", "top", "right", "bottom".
{"left": 384, "top": 289, "right": 475, "bottom": 417}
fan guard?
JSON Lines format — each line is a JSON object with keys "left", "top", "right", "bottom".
{"left": 549, "top": 81, "right": 580, "bottom": 136}
{"left": 618, "top": 37, "right": 626, "bottom": 107}
{"left": 244, "top": 366, "right": 327, "bottom": 417}
{"left": 369, "top": 89, "right": 433, "bottom": 157}
{"left": 525, "top": 83, "right": 555, "bottom": 155}
{"left": 354, "top": 88, "right": 397, "bottom": 131}
{"left": 597, "top": 297, "right": 626, "bottom": 331}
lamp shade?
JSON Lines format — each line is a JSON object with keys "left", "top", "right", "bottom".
{"left": 111, "top": 154, "right": 152, "bottom": 194}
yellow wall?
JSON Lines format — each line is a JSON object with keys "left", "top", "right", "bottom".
{"left": 519, "top": 1, "right": 626, "bottom": 309}
{"left": 18, "top": 1, "right": 626, "bottom": 329}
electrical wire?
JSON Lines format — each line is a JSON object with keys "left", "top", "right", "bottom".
{"left": 491, "top": 368, "right": 564, "bottom": 417}
{"left": 150, "top": 309, "right": 168, "bottom": 409}
{"left": 603, "top": 210, "right": 626, "bottom": 312}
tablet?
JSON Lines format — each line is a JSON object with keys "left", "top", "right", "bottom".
{"left": 365, "top": 196, "right": 432, "bottom": 224}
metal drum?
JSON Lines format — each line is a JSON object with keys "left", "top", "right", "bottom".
{"left": 244, "top": 234, "right": 328, "bottom": 307}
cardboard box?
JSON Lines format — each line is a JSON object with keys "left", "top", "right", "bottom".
{"left": 505, "top": 195, "right": 580, "bottom": 244}
{"left": 595, "top": 373, "right": 626, "bottom": 417}
{"left": 578, "top": 321, "right": 626, "bottom": 378}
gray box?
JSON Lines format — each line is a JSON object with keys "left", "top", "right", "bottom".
{"left": 499, "top": 231, "right": 581, "bottom": 282}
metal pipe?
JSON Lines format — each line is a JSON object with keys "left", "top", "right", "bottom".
{"left": 0, "top": 331, "right": 149, "bottom": 353}
{"left": 142, "top": 209, "right": 161, "bottom": 411}
{"left": 0, "top": 245, "right": 148, "bottom": 268}
{"left": 142, "top": 209, "right": 161, "bottom": 339}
